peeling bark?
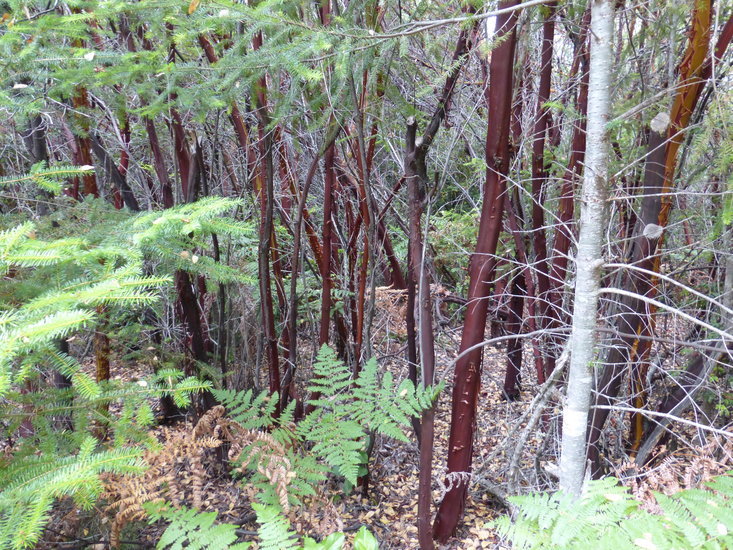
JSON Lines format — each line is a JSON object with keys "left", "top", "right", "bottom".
{"left": 433, "top": 2, "right": 518, "bottom": 540}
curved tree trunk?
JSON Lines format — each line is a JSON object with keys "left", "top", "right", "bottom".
{"left": 433, "top": 2, "right": 519, "bottom": 540}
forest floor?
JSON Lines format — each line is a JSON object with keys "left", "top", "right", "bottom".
{"left": 38, "top": 288, "right": 733, "bottom": 549}
{"left": 39, "top": 343, "right": 515, "bottom": 549}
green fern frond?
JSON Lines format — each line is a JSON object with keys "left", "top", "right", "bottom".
{"left": 148, "top": 502, "right": 358, "bottom": 549}
{"left": 219, "top": 345, "right": 436, "bottom": 503}
{"left": 146, "top": 504, "right": 251, "bottom": 550}
{"left": 493, "top": 473, "right": 733, "bottom": 550}
{"left": 253, "top": 504, "right": 299, "bottom": 550}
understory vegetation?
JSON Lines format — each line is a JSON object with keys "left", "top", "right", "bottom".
{"left": 1, "top": 0, "right": 733, "bottom": 548}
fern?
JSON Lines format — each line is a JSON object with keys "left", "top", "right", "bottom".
{"left": 493, "top": 473, "right": 733, "bottom": 550}
{"left": 150, "top": 503, "right": 374, "bottom": 550}
{"left": 215, "top": 387, "right": 280, "bottom": 430}
{"left": 214, "top": 344, "right": 441, "bottom": 508}
{"left": 253, "top": 504, "right": 300, "bottom": 550}
{"left": 146, "top": 504, "right": 251, "bottom": 550}
{"left": 298, "top": 345, "right": 442, "bottom": 484}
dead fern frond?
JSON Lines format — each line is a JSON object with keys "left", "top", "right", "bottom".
{"left": 623, "top": 439, "right": 733, "bottom": 513}
{"left": 102, "top": 423, "right": 227, "bottom": 548}
{"left": 188, "top": 403, "right": 297, "bottom": 512}
{"left": 228, "top": 426, "right": 295, "bottom": 512}
{"left": 191, "top": 405, "right": 226, "bottom": 440}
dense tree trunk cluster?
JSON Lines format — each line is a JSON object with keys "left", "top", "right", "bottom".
{"left": 2, "top": 0, "right": 733, "bottom": 545}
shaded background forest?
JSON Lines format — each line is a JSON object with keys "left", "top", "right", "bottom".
{"left": 1, "top": 0, "right": 732, "bottom": 548}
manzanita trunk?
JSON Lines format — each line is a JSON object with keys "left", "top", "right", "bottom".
{"left": 543, "top": 10, "right": 591, "bottom": 378}
{"left": 144, "top": 117, "right": 175, "bottom": 208}
{"left": 250, "top": 30, "right": 281, "bottom": 397}
{"left": 94, "top": 306, "right": 111, "bottom": 437}
{"left": 405, "top": 117, "right": 438, "bottom": 550}
{"left": 396, "top": 11, "right": 478, "bottom": 543}
{"left": 558, "top": 0, "right": 614, "bottom": 496}
{"left": 502, "top": 273, "right": 525, "bottom": 400}
{"left": 197, "top": 31, "right": 291, "bottom": 370}
{"left": 631, "top": 9, "right": 733, "bottom": 463}
{"left": 69, "top": 87, "right": 99, "bottom": 199}
{"left": 89, "top": 133, "right": 140, "bottom": 211}
{"left": 529, "top": 1, "right": 557, "bottom": 383}
{"left": 317, "top": 0, "right": 335, "bottom": 348}
{"left": 504, "top": 195, "right": 544, "bottom": 386}
{"left": 319, "top": 143, "right": 336, "bottom": 346}
{"left": 120, "top": 18, "right": 174, "bottom": 208}
{"left": 66, "top": 12, "right": 98, "bottom": 199}
{"left": 433, "top": 2, "right": 519, "bottom": 541}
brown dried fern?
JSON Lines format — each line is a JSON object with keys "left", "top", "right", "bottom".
{"left": 103, "top": 404, "right": 300, "bottom": 546}
{"left": 622, "top": 440, "right": 733, "bottom": 513}
{"left": 102, "top": 420, "right": 223, "bottom": 547}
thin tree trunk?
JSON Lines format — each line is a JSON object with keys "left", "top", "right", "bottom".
{"left": 175, "top": 269, "right": 216, "bottom": 414}
{"left": 587, "top": 0, "right": 715, "bottom": 475}
{"left": 94, "top": 306, "right": 111, "bottom": 437}
{"left": 350, "top": 130, "right": 371, "bottom": 369}
{"left": 529, "top": 2, "right": 557, "bottom": 383}
{"left": 433, "top": 2, "right": 518, "bottom": 541}
{"left": 502, "top": 273, "right": 525, "bottom": 400}
{"left": 250, "top": 31, "right": 281, "bottom": 397}
{"left": 405, "top": 117, "right": 438, "bottom": 550}
{"left": 504, "top": 192, "right": 545, "bottom": 385}
{"left": 558, "top": 0, "right": 614, "bottom": 496}
{"left": 23, "top": 115, "right": 53, "bottom": 223}
{"left": 289, "top": 128, "right": 341, "bottom": 413}
{"left": 70, "top": 85, "right": 99, "bottom": 199}
{"left": 393, "top": 11, "right": 477, "bottom": 542}
{"left": 319, "top": 143, "right": 336, "bottom": 346}
{"left": 544, "top": 30, "right": 590, "bottom": 378}
{"left": 144, "top": 117, "right": 175, "bottom": 208}
{"left": 120, "top": 19, "right": 174, "bottom": 208}
{"left": 89, "top": 133, "right": 140, "bottom": 212}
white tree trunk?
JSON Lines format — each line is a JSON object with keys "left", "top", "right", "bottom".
{"left": 559, "top": 0, "right": 614, "bottom": 496}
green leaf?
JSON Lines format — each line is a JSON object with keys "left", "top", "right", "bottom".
{"left": 353, "top": 526, "right": 379, "bottom": 550}
{"left": 303, "top": 532, "right": 345, "bottom": 549}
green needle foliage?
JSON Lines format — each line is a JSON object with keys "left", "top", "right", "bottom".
{"left": 131, "top": 197, "right": 257, "bottom": 284}
{"left": 0, "top": 217, "right": 164, "bottom": 398}
{"left": 0, "top": 163, "right": 94, "bottom": 194}
{"left": 493, "top": 473, "right": 733, "bottom": 550}
{"left": 0, "top": 194, "right": 239, "bottom": 549}
{"left": 0, "top": 438, "right": 145, "bottom": 550}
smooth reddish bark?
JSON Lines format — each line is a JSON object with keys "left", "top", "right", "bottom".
{"left": 543, "top": 8, "right": 591, "bottom": 378}
{"left": 529, "top": 2, "right": 557, "bottom": 382}
{"left": 433, "top": 1, "right": 519, "bottom": 541}
{"left": 319, "top": 143, "right": 336, "bottom": 346}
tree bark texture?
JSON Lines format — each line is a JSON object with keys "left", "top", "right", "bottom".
{"left": 558, "top": 0, "right": 614, "bottom": 497}
{"left": 586, "top": 0, "right": 714, "bottom": 476}
{"left": 529, "top": 1, "right": 557, "bottom": 383}
{"left": 433, "top": 2, "right": 518, "bottom": 540}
